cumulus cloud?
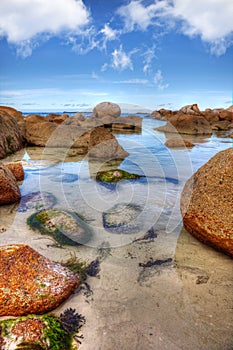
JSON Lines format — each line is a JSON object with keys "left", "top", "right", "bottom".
{"left": 117, "top": 0, "right": 233, "bottom": 55}
{"left": 0, "top": 0, "right": 90, "bottom": 56}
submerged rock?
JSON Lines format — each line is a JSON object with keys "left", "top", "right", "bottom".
{"left": 103, "top": 203, "right": 142, "bottom": 233}
{"left": 180, "top": 148, "right": 233, "bottom": 257}
{"left": 96, "top": 169, "right": 141, "bottom": 183}
{"left": 0, "top": 244, "right": 80, "bottom": 316}
{"left": 18, "top": 191, "right": 56, "bottom": 212}
{"left": 27, "top": 209, "right": 92, "bottom": 246}
{"left": 165, "top": 139, "right": 194, "bottom": 148}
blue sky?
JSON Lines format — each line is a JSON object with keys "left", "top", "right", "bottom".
{"left": 0, "top": 0, "right": 233, "bottom": 112}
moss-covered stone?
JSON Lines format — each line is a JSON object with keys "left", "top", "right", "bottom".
{"left": 27, "top": 209, "right": 92, "bottom": 246}
{"left": 96, "top": 169, "right": 141, "bottom": 183}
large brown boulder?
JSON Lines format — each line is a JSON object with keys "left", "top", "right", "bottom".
{"left": 156, "top": 113, "right": 212, "bottom": 135}
{"left": 179, "top": 104, "right": 201, "bottom": 115}
{"left": 25, "top": 115, "right": 59, "bottom": 146}
{"left": 5, "top": 162, "right": 24, "bottom": 181}
{"left": 0, "top": 164, "right": 21, "bottom": 205}
{"left": 203, "top": 108, "right": 232, "bottom": 130}
{"left": 0, "top": 106, "right": 25, "bottom": 137}
{"left": 180, "top": 148, "right": 233, "bottom": 257}
{"left": 0, "top": 110, "right": 24, "bottom": 159}
{"left": 87, "top": 127, "right": 129, "bottom": 159}
{"left": 0, "top": 244, "right": 80, "bottom": 316}
{"left": 93, "top": 101, "right": 121, "bottom": 118}
{"left": 150, "top": 109, "right": 174, "bottom": 120}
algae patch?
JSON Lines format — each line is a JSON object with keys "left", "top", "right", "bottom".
{"left": 96, "top": 169, "right": 141, "bottom": 183}
{"left": 27, "top": 209, "right": 92, "bottom": 246}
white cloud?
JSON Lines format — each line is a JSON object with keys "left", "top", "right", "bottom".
{"left": 142, "top": 45, "right": 157, "bottom": 73}
{"left": 117, "top": 0, "right": 169, "bottom": 32}
{"left": 153, "top": 69, "right": 169, "bottom": 90}
{"left": 0, "top": 0, "right": 90, "bottom": 56}
{"left": 117, "top": 0, "right": 233, "bottom": 55}
{"left": 103, "top": 45, "right": 136, "bottom": 71}
{"left": 114, "top": 78, "right": 149, "bottom": 84}
{"left": 100, "top": 24, "right": 118, "bottom": 41}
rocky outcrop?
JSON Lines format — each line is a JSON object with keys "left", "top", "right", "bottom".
{"left": 0, "top": 244, "right": 80, "bottom": 316}
{"left": 0, "top": 110, "right": 24, "bottom": 159}
{"left": 165, "top": 139, "right": 194, "bottom": 148}
{"left": 93, "top": 101, "right": 121, "bottom": 118}
{"left": 152, "top": 103, "right": 232, "bottom": 132}
{"left": 0, "top": 164, "right": 21, "bottom": 205}
{"left": 180, "top": 148, "right": 233, "bottom": 257}
{"left": 156, "top": 113, "right": 212, "bottom": 135}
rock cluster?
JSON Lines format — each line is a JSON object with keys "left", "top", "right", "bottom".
{"left": 0, "top": 244, "right": 80, "bottom": 316}
{"left": 152, "top": 104, "right": 232, "bottom": 134}
{"left": 180, "top": 148, "right": 233, "bottom": 257}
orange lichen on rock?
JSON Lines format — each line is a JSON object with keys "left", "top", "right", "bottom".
{"left": 180, "top": 148, "right": 233, "bottom": 257}
{"left": 0, "top": 244, "right": 80, "bottom": 316}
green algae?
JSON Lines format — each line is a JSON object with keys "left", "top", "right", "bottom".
{"left": 27, "top": 209, "right": 92, "bottom": 246}
{"left": 0, "top": 314, "right": 78, "bottom": 350}
{"left": 96, "top": 169, "right": 141, "bottom": 183}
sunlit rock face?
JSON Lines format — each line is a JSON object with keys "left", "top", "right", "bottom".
{"left": 0, "top": 244, "right": 80, "bottom": 316}
{"left": 181, "top": 148, "right": 233, "bottom": 257}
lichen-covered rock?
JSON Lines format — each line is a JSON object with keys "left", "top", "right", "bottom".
{"left": 27, "top": 209, "right": 92, "bottom": 246}
{"left": 93, "top": 101, "right": 121, "bottom": 118}
{"left": 0, "top": 164, "right": 21, "bottom": 205}
{"left": 5, "top": 161, "right": 24, "bottom": 181}
{"left": 103, "top": 203, "right": 142, "bottom": 234}
{"left": 165, "top": 139, "right": 194, "bottom": 148}
{"left": 96, "top": 169, "right": 141, "bottom": 183}
{"left": 180, "top": 148, "right": 233, "bottom": 257}
{"left": 0, "top": 244, "right": 80, "bottom": 316}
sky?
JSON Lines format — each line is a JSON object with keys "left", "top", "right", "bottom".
{"left": 0, "top": 0, "right": 233, "bottom": 112}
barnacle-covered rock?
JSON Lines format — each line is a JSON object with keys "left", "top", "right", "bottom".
{"left": 0, "top": 244, "right": 80, "bottom": 316}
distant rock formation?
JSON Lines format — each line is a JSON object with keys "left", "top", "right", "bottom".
{"left": 180, "top": 148, "right": 233, "bottom": 257}
{"left": 151, "top": 103, "right": 232, "bottom": 134}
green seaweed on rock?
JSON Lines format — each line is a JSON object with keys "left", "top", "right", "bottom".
{"left": 27, "top": 209, "right": 92, "bottom": 247}
{"left": 96, "top": 169, "right": 141, "bottom": 183}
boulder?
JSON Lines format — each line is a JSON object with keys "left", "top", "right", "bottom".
{"left": 150, "top": 109, "right": 173, "bottom": 120}
{"left": 179, "top": 104, "right": 201, "bottom": 115}
{"left": 156, "top": 113, "right": 212, "bottom": 135}
{"left": 0, "top": 106, "right": 25, "bottom": 137}
{"left": 180, "top": 148, "right": 233, "bottom": 257}
{"left": 0, "top": 244, "right": 80, "bottom": 316}
{"left": 0, "top": 110, "right": 24, "bottom": 159}
{"left": 5, "top": 162, "right": 24, "bottom": 181}
{"left": 112, "top": 115, "right": 142, "bottom": 131}
{"left": 0, "top": 164, "right": 21, "bottom": 205}
{"left": 44, "top": 113, "right": 69, "bottom": 124}
{"left": 25, "top": 115, "right": 59, "bottom": 146}
{"left": 203, "top": 108, "right": 232, "bottom": 130}
{"left": 165, "top": 139, "right": 194, "bottom": 148}
{"left": 93, "top": 101, "right": 121, "bottom": 118}
{"left": 87, "top": 127, "right": 129, "bottom": 159}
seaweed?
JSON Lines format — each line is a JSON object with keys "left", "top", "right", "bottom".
{"left": 96, "top": 169, "right": 141, "bottom": 183}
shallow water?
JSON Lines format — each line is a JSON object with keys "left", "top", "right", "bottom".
{"left": 0, "top": 117, "right": 232, "bottom": 349}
